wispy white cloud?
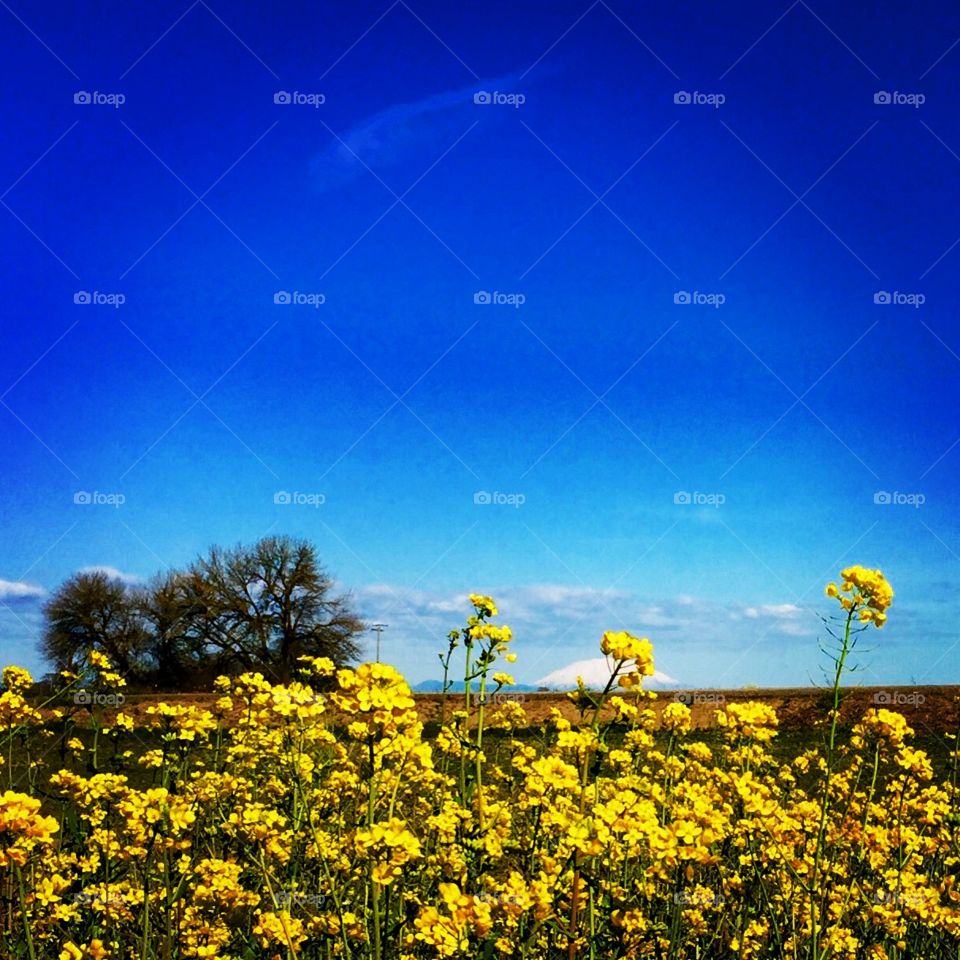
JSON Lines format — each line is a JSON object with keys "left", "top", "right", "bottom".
{"left": 310, "top": 72, "right": 525, "bottom": 191}
{"left": 739, "top": 603, "right": 808, "bottom": 636}
{"left": 0, "top": 579, "right": 45, "bottom": 601}
{"left": 78, "top": 566, "right": 144, "bottom": 586}
{"left": 743, "top": 603, "right": 803, "bottom": 618}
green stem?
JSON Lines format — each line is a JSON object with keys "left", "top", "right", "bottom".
{"left": 476, "top": 668, "right": 487, "bottom": 831}
{"left": 459, "top": 637, "right": 474, "bottom": 808}
{"left": 367, "top": 735, "right": 381, "bottom": 960}
{"left": 567, "top": 659, "right": 626, "bottom": 960}
{"left": 810, "top": 609, "right": 853, "bottom": 960}
{"left": 15, "top": 864, "right": 36, "bottom": 960}
{"left": 141, "top": 848, "right": 153, "bottom": 960}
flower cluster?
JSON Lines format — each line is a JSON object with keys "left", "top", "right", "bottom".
{"left": 826, "top": 564, "right": 894, "bottom": 626}
{"left": 467, "top": 594, "right": 498, "bottom": 618}
{"left": 598, "top": 630, "right": 655, "bottom": 689}
{"left": 0, "top": 790, "right": 59, "bottom": 867}
{"left": 1, "top": 665, "right": 44, "bottom": 728}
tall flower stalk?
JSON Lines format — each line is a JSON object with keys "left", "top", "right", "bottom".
{"left": 564, "top": 631, "right": 655, "bottom": 960}
{"left": 809, "top": 565, "right": 893, "bottom": 960}
{"left": 450, "top": 594, "right": 514, "bottom": 823}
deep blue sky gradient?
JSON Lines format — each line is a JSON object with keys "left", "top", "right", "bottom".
{"left": 1, "top": 0, "right": 959, "bottom": 687}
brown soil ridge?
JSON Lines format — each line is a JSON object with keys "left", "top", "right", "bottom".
{"left": 408, "top": 686, "right": 959, "bottom": 732}
{"left": 106, "top": 685, "right": 960, "bottom": 733}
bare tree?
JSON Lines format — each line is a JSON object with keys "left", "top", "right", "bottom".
{"left": 42, "top": 571, "right": 148, "bottom": 677}
{"left": 136, "top": 571, "right": 209, "bottom": 688}
{"left": 183, "top": 536, "right": 364, "bottom": 681}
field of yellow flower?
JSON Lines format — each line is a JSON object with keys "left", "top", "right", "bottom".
{"left": 3, "top": 566, "right": 959, "bottom": 960}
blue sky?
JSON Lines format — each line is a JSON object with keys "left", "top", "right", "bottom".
{"left": 1, "top": 0, "right": 959, "bottom": 689}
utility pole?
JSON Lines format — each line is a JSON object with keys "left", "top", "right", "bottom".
{"left": 371, "top": 623, "right": 388, "bottom": 663}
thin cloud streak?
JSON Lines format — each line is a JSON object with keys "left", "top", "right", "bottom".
{"left": 310, "top": 71, "right": 529, "bottom": 191}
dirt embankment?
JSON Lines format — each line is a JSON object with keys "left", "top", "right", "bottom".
{"left": 408, "top": 687, "right": 960, "bottom": 732}
{"left": 108, "top": 686, "right": 960, "bottom": 733}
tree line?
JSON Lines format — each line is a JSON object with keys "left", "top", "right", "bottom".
{"left": 42, "top": 536, "right": 364, "bottom": 689}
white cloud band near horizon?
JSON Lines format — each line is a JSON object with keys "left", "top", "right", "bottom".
{"left": 0, "top": 573, "right": 945, "bottom": 692}
{"left": 348, "top": 582, "right": 829, "bottom": 689}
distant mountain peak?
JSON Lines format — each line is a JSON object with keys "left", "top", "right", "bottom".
{"left": 537, "top": 657, "right": 679, "bottom": 691}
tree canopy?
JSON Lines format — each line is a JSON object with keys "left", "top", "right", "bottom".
{"left": 42, "top": 537, "right": 364, "bottom": 688}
